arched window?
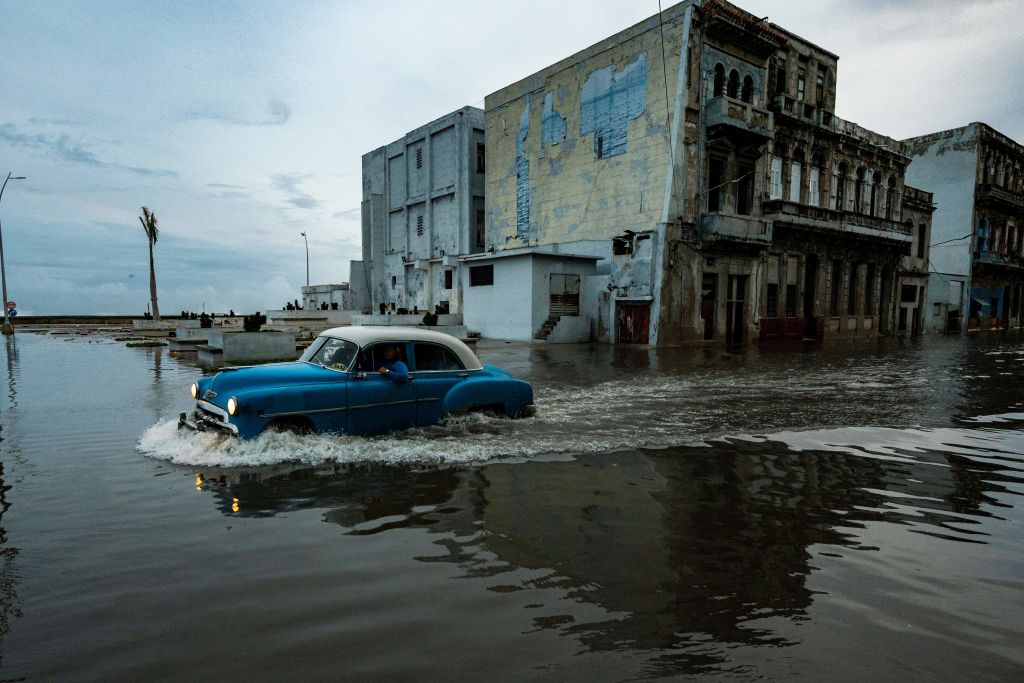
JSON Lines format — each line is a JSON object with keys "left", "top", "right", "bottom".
{"left": 790, "top": 149, "right": 805, "bottom": 203}
{"left": 871, "top": 171, "right": 882, "bottom": 217}
{"left": 727, "top": 69, "right": 740, "bottom": 98}
{"left": 741, "top": 75, "right": 754, "bottom": 103}
{"left": 855, "top": 167, "right": 866, "bottom": 214}
{"left": 885, "top": 176, "right": 896, "bottom": 220}
{"left": 836, "top": 162, "right": 848, "bottom": 211}
{"left": 809, "top": 153, "right": 825, "bottom": 207}
{"left": 713, "top": 64, "right": 725, "bottom": 97}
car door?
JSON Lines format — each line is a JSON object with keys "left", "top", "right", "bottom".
{"left": 347, "top": 342, "right": 418, "bottom": 434}
{"left": 412, "top": 342, "right": 467, "bottom": 425}
{"left": 297, "top": 337, "right": 356, "bottom": 433}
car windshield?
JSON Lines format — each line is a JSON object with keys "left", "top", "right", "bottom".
{"left": 306, "top": 337, "right": 358, "bottom": 371}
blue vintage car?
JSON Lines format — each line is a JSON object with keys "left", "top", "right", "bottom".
{"left": 178, "top": 326, "right": 535, "bottom": 438}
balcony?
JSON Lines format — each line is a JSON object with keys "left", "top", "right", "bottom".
{"left": 976, "top": 183, "right": 1024, "bottom": 210}
{"left": 700, "top": 213, "right": 772, "bottom": 245}
{"left": 975, "top": 250, "right": 1024, "bottom": 270}
{"left": 705, "top": 95, "right": 773, "bottom": 143}
{"left": 769, "top": 94, "right": 908, "bottom": 157}
{"left": 762, "top": 200, "right": 912, "bottom": 244}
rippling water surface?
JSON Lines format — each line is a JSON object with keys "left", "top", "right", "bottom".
{"left": 1, "top": 332, "right": 1023, "bottom": 680}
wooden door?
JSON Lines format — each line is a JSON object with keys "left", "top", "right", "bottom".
{"left": 616, "top": 302, "right": 650, "bottom": 344}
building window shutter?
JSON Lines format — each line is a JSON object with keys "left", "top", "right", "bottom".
{"left": 789, "top": 162, "right": 802, "bottom": 203}
{"left": 770, "top": 157, "right": 783, "bottom": 200}
{"left": 808, "top": 167, "right": 820, "bottom": 207}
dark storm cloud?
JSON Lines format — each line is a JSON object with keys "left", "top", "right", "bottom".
{"left": 0, "top": 123, "right": 178, "bottom": 177}
{"left": 186, "top": 98, "right": 292, "bottom": 126}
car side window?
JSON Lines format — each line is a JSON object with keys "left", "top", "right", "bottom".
{"left": 413, "top": 343, "right": 464, "bottom": 371}
{"left": 355, "top": 343, "right": 408, "bottom": 373}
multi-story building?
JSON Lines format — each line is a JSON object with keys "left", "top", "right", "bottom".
{"left": 352, "top": 106, "right": 486, "bottom": 316}
{"left": 905, "top": 123, "right": 1024, "bottom": 333}
{"left": 472, "top": 0, "right": 932, "bottom": 345}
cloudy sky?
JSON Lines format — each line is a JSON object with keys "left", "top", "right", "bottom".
{"left": 1, "top": 0, "right": 1020, "bottom": 315}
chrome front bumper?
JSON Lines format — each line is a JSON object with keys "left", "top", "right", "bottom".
{"left": 178, "top": 400, "right": 239, "bottom": 436}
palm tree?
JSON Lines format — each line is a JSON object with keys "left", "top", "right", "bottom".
{"left": 138, "top": 207, "right": 160, "bottom": 321}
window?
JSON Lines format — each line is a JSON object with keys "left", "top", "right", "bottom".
{"left": 847, "top": 263, "right": 859, "bottom": 315}
{"left": 415, "top": 147, "right": 423, "bottom": 169}
{"left": 797, "top": 72, "right": 806, "bottom": 102}
{"left": 770, "top": 157, "right": 783, "bottom": 199}
{"left": 816, "top": 67, "right": 825, "bottom": 106}
{"left": 775, "top": 66, "right": 787, "bottom": 96}
{"left": 917, "top": 224, "right": 926, "bottom": 259}
{"left": 354, "top": 343, "right": 408, "bottom": 373}
{"left": 836, "top": 164, "right": 847, "bottom": 211}
{"left": 766, "top": 284, "right": 779, "bottom": 318}
{"left": 476, "top": 143, "right": 485, "bottom": 174}
{"left": 808, "top": 167, "right": 820, "bottom": 207}
{"left": 789, "top": 158, "right": 802, "bottom": 203}
{"left": 885, "top": 177, "right": 896, "bottom": 220}
{"left": 714, "top": 64, "right": 725, "bottom": 97}
{"left": 727, "top": 69, "right": 740, "bottom": 98}
{"left": 308, "top": 338, "right": 359, "bottom": 371}
{"left": 596, "top": 135, "right": 605, "bottom": 159}
{"left": 416, "top": 214, "right": 424, "bottom": 236}
{"left": 741, "top": 75, "right": 754, "bottom": 103}
{"left": 708, "top": 156, "right": 726, "bottom": 211}
{"left": 785, "top": 256, "right": 799, "bottom": 317}
{"left": 444, "top": 269, "right": 453, "bottom": 290}
{"left": 475, "top": 209, "right": 485, "bottom": 248}
{"left": 469, "top": 264, "right": 493, "bottom": 286}
{"left": 391, "top": 275, "right": 397, "bottom": 287}
{"left": 413, "top": 343, "right": 464, "bottom": 371}
{"left": 830, "top": 260, "right": 843, "bottom": 315}
{"left": 785, "top": 284, "right": 797, "bottom": 317}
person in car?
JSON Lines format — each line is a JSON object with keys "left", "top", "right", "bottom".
{"left": 378, "top": 345, "right": 409, "bottom": 383}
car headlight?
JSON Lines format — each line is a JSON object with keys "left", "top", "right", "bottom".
{"left": 227, "top": 397, "right": 238, "bottom": 416}
{"left": 190, "top": 382, "right": 198, "bottom": 399}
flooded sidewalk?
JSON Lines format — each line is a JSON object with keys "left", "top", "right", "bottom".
{"left": 0, "top": 332, "right": 1022, "bottom": 680}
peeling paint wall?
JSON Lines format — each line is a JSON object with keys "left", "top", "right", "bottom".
{"left": 541, "top": 91, "right": 566, "bottom": 156}
{"left": 579, "top": 53, "right": 648, "bottom": 159}
{"left": 515, "top": 99, "right": 531, "bottom": 242}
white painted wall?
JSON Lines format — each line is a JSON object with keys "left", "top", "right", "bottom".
{"left": 461, "top": 256, "right": 534, "bottom": 340}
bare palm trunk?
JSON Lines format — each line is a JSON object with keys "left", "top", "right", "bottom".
{"left": 148, "top": 240, "right": 160, "bottom": 321}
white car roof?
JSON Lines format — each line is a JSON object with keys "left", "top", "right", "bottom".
{"left": 320, "top": 326, "right": 483, "bottom": 371}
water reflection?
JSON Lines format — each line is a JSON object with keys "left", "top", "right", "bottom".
{"left": 0, "top": 462, "right": 21, "bottom": 670}
{"left": 189, "top": 422, "right": 1021, "bottom": 676}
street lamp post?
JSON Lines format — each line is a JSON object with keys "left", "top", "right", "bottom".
{"left": 0, "top": 173, "right": 26, "bottom": 336}
{"left": 300, "top": 231, "right": 309, "bottom": 287}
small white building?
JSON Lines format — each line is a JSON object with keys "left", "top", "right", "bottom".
{"left": 460, "top": 247, "right": 603, "bottom": 342}
{"left": 301, "top": 283, "right": 355, "bottom": 312}
{"left": 351, "top": 106, "right": 486, "bottom": 317}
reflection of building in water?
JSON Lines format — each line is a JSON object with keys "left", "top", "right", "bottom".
{"left": 191, "top": 436, "right": 997, "bottom": 675}
{"left": 0, "top": 462, "right": 22, "bottom": 668}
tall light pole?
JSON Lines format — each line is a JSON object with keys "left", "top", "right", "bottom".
{"left": 0, "top": 173, "right": 26, "bottom": 336}
{"left": 300, "top": 231, "right": 309, "bottom": 286}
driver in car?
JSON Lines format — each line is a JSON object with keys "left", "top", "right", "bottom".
{"left": 378, "top": 345, "right": 409, "bottom": 383}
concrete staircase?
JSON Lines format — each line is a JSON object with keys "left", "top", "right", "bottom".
{"left": 534, "top": 315, "right": 561, "bottom": 341}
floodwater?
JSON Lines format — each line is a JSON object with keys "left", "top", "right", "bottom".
{"left": 1, "top": 332, "right": 1023, "bottom": 681}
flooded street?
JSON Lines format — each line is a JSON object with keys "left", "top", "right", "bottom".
{"left": 1, "top": 333, "right": 1023, "bottom": 680}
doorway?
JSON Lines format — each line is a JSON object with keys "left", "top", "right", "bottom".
{"left": 726, "top": 274, "right": 747, "bottom": 345}
{"left": 701, "top": 273, "right": 717, "bottom": 341}
{"left": 803, "top": 254, "right": 818, "bottom": 338}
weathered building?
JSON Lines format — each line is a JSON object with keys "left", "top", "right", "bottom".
{"left": 478, "top": 0, "right": 929, "bottom": 345}
{"left": 352, "top": 106, "right": 486, "bottom": 316}
{"left": 905, "top": 123, "right": 1024, "bottom": 333}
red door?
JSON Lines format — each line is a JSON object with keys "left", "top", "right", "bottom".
{"left": 616, "top": 302, "right": 650, "bottom": 344}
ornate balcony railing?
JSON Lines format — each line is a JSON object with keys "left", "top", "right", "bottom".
{"left": 705, "top": 95, "right": 773, "bottom": 141}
